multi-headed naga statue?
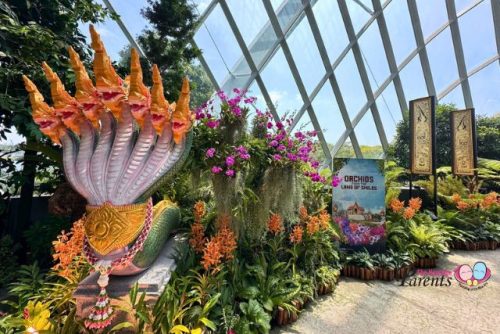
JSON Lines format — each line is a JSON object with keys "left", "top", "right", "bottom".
{"left": 23, "top": 25, "right": 192, "bottom": 329}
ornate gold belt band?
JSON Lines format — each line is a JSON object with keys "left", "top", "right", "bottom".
{"left": 84, "top": 201, "right": 149, "bottom": 255}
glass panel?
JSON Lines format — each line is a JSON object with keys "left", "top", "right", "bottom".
{"left": 271, "top": 0, "right": 284, "bottom": 10}
{"left": 195, "top": 4, "right": 250, "bottom": 90}
{"left": 398, "top": 56, "right": 428, "bottom": 102}
{"left": 310, "top": 81, "right": 345, "bottom": 145}
{"left": 376, "top": 82, "right": 403, "bottom": 142}
{"left": 81, "top": 21, "right": 129, "bottom": 61}
{"left": 334, "top": 51, "right": 367, "bottom": 119}
{"left": 455, "top": 0, "right": 475, "bottom": 13}
{"left": 313, "top": 0, "right": 349, "bottom": 64}
{"left": 335, "top": 139, "right": 356, "bottom": 158}
{"left": 354, "top": 112, "right": 383, "bottom": 159}
{"left": 439, "top": 85, "right": 465, "bottom": 109}
{"left": 194, "top": 24, "right": 231, "bottom": 85}
{"left": 346, "top": 0, "right": 372, "bottom": 33}
{"left": 260, "top": 49, "right": 301, "bottom": 117}
{"left": 383, "top": 0, "right": 416, "bottom": 65}
{"left": 416, "top": 0, "right": 448, "bottom": 39}
{"left": 358, "top": 20, "right": 390, "bottom": 91}
{"left": 294, "top": 110, "right": 315, "bottom": 133}
{"left": 357, "top": 0, "right": 373, "bottom": 12}
{"left": 287, "top": 16, "right": 324, "bottom": 95}
{"left": 191, "top": 0, "right": 212, "bottom": 13}
{"left": 247, "top": 82, "right": 269, "bottom": 116}
{"left": 273, "top": 0, "right": 304, "bottom": 32}
{"left": 426, "top": 28, "right": 459, "bottom": 93}
{"left": 245, "top": 83, "right": 265, "bottom": 124}
{"left": 109, "top": 0, "right": 149, "bottom": 35}
{"left": 247, "top": 21, "right": 278, "bottom": 69}
{"left": 226, "top": 0, "right": 269, "bottom": 46}
{"left": 459, "top": 0, "right": 497, "bottom": 70}
{"left": 468, "top": 62, "right": 500, "bottom": 117}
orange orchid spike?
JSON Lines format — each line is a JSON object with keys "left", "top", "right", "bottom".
{"left": 90, "top": 24, "right": 125, "bottom": 120}
{"left": 128, "top": 48, "right": 150, "bottom": 128}
{"left": 171, "top": 77, "right": 192, "bottom": 144}
{"left": 150, "top": 64, "right": 170, "bottom": 134}
{"left": 22, "top": 75, "right": 65, "bottom": 144}
{"left": 42, "top": 62, "right": 85, "bottom": 135}
{"left": 68, "top": 46, "right": 103, "bottom": 127}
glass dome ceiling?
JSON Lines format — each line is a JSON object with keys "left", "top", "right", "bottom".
{"left": 85, "top": 0, "right": 499, "bottom": 163}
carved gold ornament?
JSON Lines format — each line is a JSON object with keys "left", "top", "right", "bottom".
{"left": 84, "top": 201, "right": 148, "bottom": 255}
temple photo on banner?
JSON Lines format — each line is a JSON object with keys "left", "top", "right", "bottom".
{"left": 332, "top": 158, "right": 386, "bottom": 254}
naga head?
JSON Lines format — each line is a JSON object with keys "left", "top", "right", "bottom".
{"left": 22, "top": 75, "right": 66, "bottom": 144}
{"left": 68, "top": 46, "right": 104, "bottom": 127}
{"left": 42, "top": 62, "right": 85, "bottom": 135}
{"left": 128, "top": 48, "right": 150, "bottom": 128}
{"left": 150, "top": 64, "right": 170, "bottom": 134}
{"left": 90, "top": 25, "right": 126, "bottom": 119}
{"left": 171, "top": 77, "right": 192, "bottom": 144}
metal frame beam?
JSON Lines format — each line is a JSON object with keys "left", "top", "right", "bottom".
{"left": 338, "top": 0, "right": 389, "bottom": 152}
{"left": 407, "top": 0, "right": 436, "bottom": 96}
{"left": 446, "top": 0, "right": 473, "bottom": 108}
{"left": 289, "top": 0, "right": 391, "bottom": 135}
{"left": 262, "top": 0, "right": 332, "bottom": 162}
{"left": 372, "top": 0, "right": 407, "bottom": 119}
{"left": 491, "top": 0, "right": 500, "bottom": 64}
{"left": 302, "top": 0, "right": 363, "bottom": 158}
{"left": 218, "top": 0, "right": 279, "bottom": 121}
{"left": 292, "top": 0, "right": 482, "bottom": 160}
{"left": 193, "top": 0, "right": 218, "bottom": 30}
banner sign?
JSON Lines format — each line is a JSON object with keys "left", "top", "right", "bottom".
{"left": 332, "top": 158, "right": 386, "bottom": 253}
{"left": 451, "top": 109, "right": 476, "bottom": 176}
{"left": 409, "top": 97, "right": 435, "bottom": 175}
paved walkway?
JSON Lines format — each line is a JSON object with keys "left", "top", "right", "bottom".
{"left": 274, "top": 250, "right": 500, "bottom": 334}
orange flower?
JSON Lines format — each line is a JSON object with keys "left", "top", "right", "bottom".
{"left": 299, "top": 206, "right": 309, "bottom": 223}
{"left": 402, "top": 207, "right": 415, "bottom": 220}
{"left": 390, "top": 198, "right": 404, "bottom": 213}
{"left": 52, "top": 219, "right": 86, "bottom": 279}
{"left": 215, "top": 223, "right": 237, "bottom": 260}
{"left": 267, "top": 213, "right": 284, "bottom": 235}
{"left": 189, "top": 222, "right": 207, "bottom": 253}
{"left": 480, "top": 192, "right": 498, "bottom": 209}
{"left": 193, "top": 201, "right": 206, "bottom": 223}
{"left": 408, "top": 197, "right": 422, "bottom": 211}
{"left": 306, "top": 216, "right": 320, "bottom": 235}
{"left": 457, "top": 200, "right": 469, "bottom": 211}
{"left": 201, "top": 238, "right": 223, "bottom": 271}
{"left": 290, "top": 225, "right": 304, "bottom": 244}
{"left": 318, "top": 210, "right": 331, "bottom": 230}
{"left": 451, "top": 193, "right": 461, "bottom": 203}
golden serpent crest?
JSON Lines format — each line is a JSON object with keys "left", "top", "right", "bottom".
{"left": 84, "top": 201, "right": 148, "bottom": 255}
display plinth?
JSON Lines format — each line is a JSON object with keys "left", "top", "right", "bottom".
{"left": 73, "top": 237, "right": 179, "bottom": 329}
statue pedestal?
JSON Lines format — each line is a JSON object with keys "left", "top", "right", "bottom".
{"left": 73, "top": 237, "right": 180, "bottom": 330}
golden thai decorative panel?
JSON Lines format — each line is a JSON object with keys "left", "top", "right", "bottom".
{"left": 451, "top": 109, "right": 476, "bottom": 176}
{"left": 410, "top": 97, "right": 434, "bottom": 175}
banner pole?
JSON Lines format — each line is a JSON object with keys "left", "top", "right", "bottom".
{"left": 431, "top": 96, "right": 437, "bottom": 217}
